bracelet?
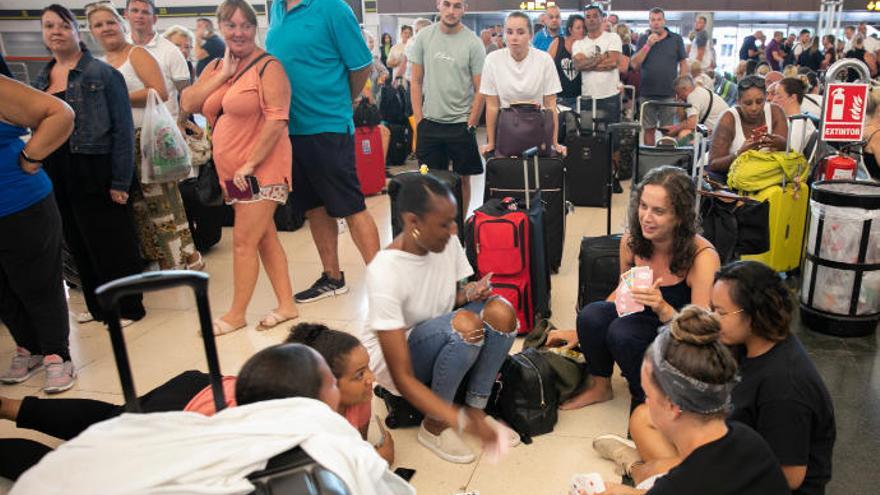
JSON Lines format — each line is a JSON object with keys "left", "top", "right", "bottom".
{"left": 456, "top": 407, "right": 469, "bottom": 435}
{"left": 19, "top": 149, "right": 42, "bottom": 164}
{"left": 642, "top": 44, "right": 651, "bottom": 53}
{"left": 464, "top": 284, "right": 476, "bottom": 302}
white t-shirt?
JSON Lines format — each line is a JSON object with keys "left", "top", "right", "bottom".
{"left": 802, "top": 94, "right": 822, "bottom": 118}
{"left": 686, "top": 86, "right": 729, "bottom": 132}
{"left": 572, "top": 32, "right": 622, "bottom": 99}
{"left": 864, "top": 36, "right": 880, "bottom": 54}
{"left": 789, "top": 117, "right": 817, "bottom": 156}
{"left": 130, "top": 32, "right": 191, "bottom": 118}
{"left": 363, "top": 238, "right": 473, "bottom": 395}
{"left": 480, "top": 47, "right": 562, "bottom": 108}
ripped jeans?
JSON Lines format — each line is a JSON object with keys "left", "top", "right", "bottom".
{"left": 408, "top": 300, "right": 515, "bottom": 410}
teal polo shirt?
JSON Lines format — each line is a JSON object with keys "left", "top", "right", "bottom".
{"left": 266, "top": 0, "right": 372, "bottom": 136}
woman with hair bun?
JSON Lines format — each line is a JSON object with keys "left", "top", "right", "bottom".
{"left": 586, "top": 305, "right": 791, "bottom": 495}
{"left": 594, "top": 261, "right": 834, "bottom": 495}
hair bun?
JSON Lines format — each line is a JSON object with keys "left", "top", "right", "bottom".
{"left": 669, "top": 305, "right": 721, "bottom": 346}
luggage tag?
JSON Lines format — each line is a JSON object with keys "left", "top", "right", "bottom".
{"left": 570, "top": 473, "right": 606, "bottom": 495}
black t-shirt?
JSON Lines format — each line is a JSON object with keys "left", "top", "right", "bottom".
{"left": 730, "top": 336, "right": 836, "bottom": 495}
{"left": 196, "top": 34, "right": 227, "bottom": 76}
{"left": 635, "top": 28, "right": 686, "bottom": 98}
{"left": 740, "top": 35, "right": 759, "bottom": 61}
{"left": 647, "top": 422, "right": 790, "bottom": 495}
{"left": 798, "top": 50, "right": 823, "bottom": 71}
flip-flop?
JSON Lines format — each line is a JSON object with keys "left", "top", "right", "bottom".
{"left": 213, "top": 318, "right": 246, "bottom": 336}
{"left": 256, "top": 310, "right": 298, "bottom": 331}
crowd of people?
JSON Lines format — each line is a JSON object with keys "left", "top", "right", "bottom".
{"left": 0, "top": 0, "right": 851, "bottom": 493}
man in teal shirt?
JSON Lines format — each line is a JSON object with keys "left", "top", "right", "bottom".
{"left": 266, "top": 0, "right": 379, "bottom": 303}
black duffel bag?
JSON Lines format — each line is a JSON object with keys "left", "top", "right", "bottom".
{"left": 487, "top": 347, "right": 558, "bottom": 444}
{"left": 700, "top": 190, "right": 770, "bottom": 265}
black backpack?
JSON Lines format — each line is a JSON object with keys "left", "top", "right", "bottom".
{"left": 353, "top": 98, "right": 381, "bottom": 127}
{"left": 488, "top": 348, "right": 558, "bottom": 443}
{"left": 379, "top": 78, "right": 409, "bottom": 124}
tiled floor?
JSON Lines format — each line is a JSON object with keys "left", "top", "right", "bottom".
{"left": 1, "top": 165, "right": 878, "bottom": 494}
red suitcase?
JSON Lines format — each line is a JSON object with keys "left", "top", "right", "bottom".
{"left": 354, "top": 126, "right": 386, "bottom": 196}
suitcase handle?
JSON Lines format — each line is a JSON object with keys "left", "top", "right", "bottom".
{"left": 521, "top": 147, "right": 541, "bottom": 210}
{"left": 95, "top": 271, "right": 225, "bottom": 414}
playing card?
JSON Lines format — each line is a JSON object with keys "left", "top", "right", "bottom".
{"left": 631, "top": 266, "right": 653, "bottom": 290}
{"left": 570, "top": 473, "right": 606, "bottom": 495}
{"left": 615, "top": 279, "right": 644, "bottom": 317}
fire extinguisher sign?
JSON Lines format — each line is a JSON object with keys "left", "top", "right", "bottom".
{"left": 821, "top": 83, "right": 870, "bottom": 142}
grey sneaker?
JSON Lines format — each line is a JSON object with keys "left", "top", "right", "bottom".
{"left": 0, "top": 348, "right": 44, "bottom": 384}
{"left": 593, "top": 434, "right": 642, "bottom": 476}
{"left": 417, "top": 423, "right": 475, "bottom": 464}
{"left": 294, "top": 272, "right": 348, "bottom": 303}
{"left": 43, "top": 355, "right": 76, "bottom": 394}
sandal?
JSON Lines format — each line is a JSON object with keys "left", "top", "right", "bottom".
{"left": 213, "top": 318, "right": 246, "bottom": 336}
{"left": 256, "top": 310, "right": 298, "bottom": 331}
{"left": 186, "top": 252, "right": 206, "bottom": 271}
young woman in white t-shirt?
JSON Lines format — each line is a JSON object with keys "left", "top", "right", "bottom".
{"left": 363, "top": 175, "right": 518, "bottom": 464}
{"left": 479, "top": 12, "right": 564, "bottom": 156}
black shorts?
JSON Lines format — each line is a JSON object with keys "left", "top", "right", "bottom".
{"left": 415, "top": 120, "right": 483, "bottom": 176}
{"left": 290, "top": 133, "right": 366, "bottom": 218}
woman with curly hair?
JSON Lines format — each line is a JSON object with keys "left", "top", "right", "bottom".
{"left": 547, "top": 166, "right": 719, "bottom": 409}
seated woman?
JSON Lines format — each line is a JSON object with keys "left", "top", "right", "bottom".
{"left": 708, "top": 75, "right": 788, "bottom": 184}
{"left": 549, "top": 166, "right": 719, "bottom": 410}
{"left": 479, "top": 11, "right": 565, "bottom": 156}
{"left": 364, "top": 174, "right": 518, "bottom": 464}
{"left": 769, "top": 76, "right": 816, "bottom": 156}
{"left": 594, "top": 262, "right": 835, "bottom": 495}
{"left": 587, "top": 306, "right": 790, "bottom": 495}
{"left": 11, "top": 344, "right": 413, "bottom": 495}
{"left": 0, "top": 322, "right": 391, "bottom": 478}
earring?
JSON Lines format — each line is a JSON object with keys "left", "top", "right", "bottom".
{"left": 412, "top": 228, "right": 421, "bottom": 240}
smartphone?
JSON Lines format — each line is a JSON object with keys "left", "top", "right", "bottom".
{"left": 476, "top": 272, "right": 493, "bottom": 292}
{"left": 394, "top": 467, "right": 416, "bottom": 482}
{"left": 751, "top": 125, "right": 768, "bottom": 140}
{"left": 224, "top": 175, "right": 259, "bottom": 201}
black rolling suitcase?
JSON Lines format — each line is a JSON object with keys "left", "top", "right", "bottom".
{"left": 485, "top": 155, "right": 566, "bottom": 273}
{"left": 388, "top": 168, "right": 464, "bottom": 241}
{"left": 636, "top": 100, "right": 694, "bottom": 183}
{"left": 179, "top": 177, "right": 224, "bottom": 251}
{"left": 274, "top": 197, "right": 306, "bottom": 232}
{"left": 576, "top": 123, "right": 640, "bottom": 311}
{"left": 386, "top": 123, "right": 411, "bottom": 166}
{"left": 565, "top": 96, "right": 614, "bottom": 207}
{"left": 95, "top": 271, "right": 350, "bottom": 495}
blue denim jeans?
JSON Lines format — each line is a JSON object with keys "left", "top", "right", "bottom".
{"left": 408, "top": 300, "right": 515, "bottom": 410}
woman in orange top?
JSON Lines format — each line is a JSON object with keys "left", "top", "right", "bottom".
{"left": 181, "top": 0, "right": 297, "bottom": 335}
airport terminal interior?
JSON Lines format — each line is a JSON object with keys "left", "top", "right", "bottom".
{"left": 1, "top": 0, "right": 880, "bottom": 494}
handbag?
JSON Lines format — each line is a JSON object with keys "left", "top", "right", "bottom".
{"left": 196, "top": 159, "right": 223, "bottom": 207}
{"left": 699, "top": 190, "right": 770, "bottom": 264}
{"left": 182, "top": 121, "right": 211, "bottom": 167}
{"left": 353, "top": 98, "right": 381, "bottom": 127}
{"left": 495, "top": 103, "right": 555, "bottom": 158}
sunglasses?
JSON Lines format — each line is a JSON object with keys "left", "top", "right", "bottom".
{"left": 738, "top": 76, "right": 766, "bottom": 92}
{"left": 84, "top": 1, "right": 118, "bottom": 15}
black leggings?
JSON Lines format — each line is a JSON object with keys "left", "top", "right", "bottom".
{"left": 15, "top": 370, "right": 211, "bottom": 441}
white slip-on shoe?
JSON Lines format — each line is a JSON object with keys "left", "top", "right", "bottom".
{"left": 417, "top": 423, "right": 475, "bottom": 464}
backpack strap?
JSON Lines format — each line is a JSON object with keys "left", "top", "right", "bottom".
{"left": 216, "top": 52, "right": 274, "bottom": 122}
{"left": 700, "top": 87, "right": 714, "bottom": 125}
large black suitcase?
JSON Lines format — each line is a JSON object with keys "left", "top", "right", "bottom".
{"left": 95, "top": 272, "right": 350, "bottom": 495}
{"left": 388, "top": 168, "right": 464, "bottom": 241}
{"left": 485, "top": 155, "right": 566, "bottom": 273}
{"left": 576, "top": 123, "right": 640, "bottom": 311}
{"left": 179, "top": 177, "right": 224, "bottom": 251}
{"left": 565, "top": 132, "right": 611, "bottom": 207}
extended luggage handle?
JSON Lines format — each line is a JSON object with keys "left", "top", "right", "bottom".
{"left": 522, "top": 147, "right": 542, "bottom": 210}
{"left": 95, "top": 271, "right": 225, "bottom": 414}
{"left": 784, "top": 113, "right": 816, "bottom": 190}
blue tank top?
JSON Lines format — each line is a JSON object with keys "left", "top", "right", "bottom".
{"left": 0, "top": 121, "right": 53, "bottom": 217}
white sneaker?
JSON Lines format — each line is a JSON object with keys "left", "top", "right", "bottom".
{"left": 417, "top": 423, "right": 475, "bottom": 464}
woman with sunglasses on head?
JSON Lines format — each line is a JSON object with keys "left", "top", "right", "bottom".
{"left": 707, "top": 74, "right": 788, "bottom": 184}
{"left": 32, "top": 4, "right": 146, "bottom": 329}
{"left": 594, "top": 261, "right": 835, "bottom": 495}
{"left": 86, "top": 2, "right": 205, "bottom": 275}
{"left": 585, "top": 306, "right": 791, "bottom": 495}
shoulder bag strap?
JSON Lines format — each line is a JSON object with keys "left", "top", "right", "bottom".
{"left": 216, "top": 52, "right": 273, "bottom": 122}
{"left": 699, "top": 87, "right": 714, "bottom": 125}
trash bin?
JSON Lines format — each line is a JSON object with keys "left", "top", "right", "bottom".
{"left": 800, "top": 180, "right": 880, "bottom": 337}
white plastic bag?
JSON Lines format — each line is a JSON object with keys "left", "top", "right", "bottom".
{"left": 140, "top": 88, "right": 191, "bottom": 183}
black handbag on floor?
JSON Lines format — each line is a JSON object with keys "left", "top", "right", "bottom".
{"left": 699, "top": 191, "right": 770, "bottom": 264}
{"left": 487, "top": 348, "right": 558, "bottom": 444}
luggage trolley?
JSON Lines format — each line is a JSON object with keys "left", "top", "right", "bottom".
{"left": 636, "top": 100, "right": 701, "bottom": 183}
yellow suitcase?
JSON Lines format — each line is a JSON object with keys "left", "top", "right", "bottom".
{"left": 741, "top": 182, "right": 810, "bottom": 272}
